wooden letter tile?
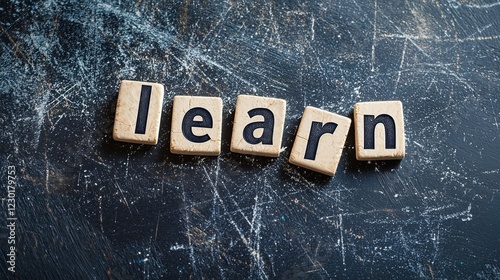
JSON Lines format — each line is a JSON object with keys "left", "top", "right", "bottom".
{"left": 230, "top": 95, "right": 286, "bottom": 157}
{"left": 289, "top": 106, "right": 351, "bottom": 176}
{"left": 354, "top": 100, "right": 405, "bottom": 160}
{"left": 170, "top": 96, "right": 223, "bottom": 156}
{"left": 113, "top": 80, "right": 164, "bottom": 145}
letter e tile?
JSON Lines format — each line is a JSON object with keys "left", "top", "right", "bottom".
{"left": 170, "top": 96, "right": 223, "bottom": 156}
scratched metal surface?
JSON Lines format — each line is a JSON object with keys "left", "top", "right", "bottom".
{"left": 1, "top": 0, "right": 499, "bottom": 279}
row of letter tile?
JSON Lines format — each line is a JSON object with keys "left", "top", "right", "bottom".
{"left": 113, "top": 80, "right": 405, "bottom": 176}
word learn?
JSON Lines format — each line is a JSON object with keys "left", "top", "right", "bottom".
{"left": 113, "top": 80, "right": 405, "bottom": 176}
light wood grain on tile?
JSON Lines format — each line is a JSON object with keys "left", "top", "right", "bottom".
{"left": 170, "top": 96, "right": 223, "bottom": 156}
{"left": 113, "top": 80, "right": 164, "bottom": 145}
{"left": 230, "top": 95, "right": 286, "bottom": 157}
{"left": 289, "top": 106, "right": 351, "bottom": 176}
{"left": 354, "top": 100, "right": 405, "bottom": 160}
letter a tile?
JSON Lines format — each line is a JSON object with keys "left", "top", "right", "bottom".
{"left": 230, "top": 95, "right": 286, "bottom": 157}
{"left": 354, "top": 100, "right": 405, "bottom": 160}
{"left": 289, "top": 106, "right": 351, "bottom": 176}
{"left": 170, "top": 96, "right": 223, "bottom": 156}
{"left": 113, "top": 80, "right": 164, "bottom": 145}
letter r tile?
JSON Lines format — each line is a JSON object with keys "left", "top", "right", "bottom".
{"left": 289, "top": 106, "right": 351, "bottom": 176}
{"left": 170, "top": 96, "right": 223, "bottom": 156}
{"left": 354, "top": 101, "right": 405, "bottom": 160}
{"left": 113, "top": 80, "right": 164, "bottom": 145}
{"left": 230, "top": 95, "right": 286, "bottom": 157}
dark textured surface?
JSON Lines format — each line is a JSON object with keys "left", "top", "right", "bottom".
{"left": 1, "top": 0, "right": 499, "bottom": 279}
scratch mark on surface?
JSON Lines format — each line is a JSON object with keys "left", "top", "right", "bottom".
{"left": 249, "top": 194, "right": 268, "bottom": 279}
{"left": 432, "top": 203, "right": 473, "bottom": 221}
{"left": 99, "top": 2, "right": 255, "bottom": 92}
{"left": 339, "top": 214, "right": 346, "bottom": 266}
{"left": 49, "top": 113, "right": 65, "bottom": 131}
{"left": 446, "top": 24, "right": 495, "bottom": 54}
{"left": 430, "top": 222, "right": 441, "bottom": 264}
{"left": 413, "top": 141, "right": 424, "bottom": 148}
{"left": 46, "top": 83, "right": 79, "bottom": 110}
{"left": 196, "top": 6, "right": 233, "bottom": 48}
{"left": 379, "top": 33, "right": 500, "bottom": 42}
{"left": 449, "top": 0, "right": 500, "bottom": 9}
{"left": 192, "top": 51, "right": 253, "bottom": 87}
{"left": 425, "top": 261, "right": 435, "bottom": 279}
{"left": 114, "top": 181, "right": 131, "bottom": 214}
{"left": 181, "top": 183, "right": 198, "bottom": 276}
{"left": 379, "top": 23, "right": 499, "bottom": 43}
{"left": 202, "top": 166, "right": 270, "bottom": 279}
{"left": 125, "top": 154, "right": 130, "bottom": 177}
{"left": 371, "top": 0, "right": 378, "bottom": 72}
{"left": 179, "top": 0, "right": 190, "bottom": 36}
{"left": 44, "top": 149, "right": 49, "bottom": 193}
{"left": 98, "top": 195, "right": 104, "bottom": 232}
{"left": 202, "top": 167, "right": 248, "bottom": 245}
{"left": 393, "top": 38, "right": 407, "bottom": 95}
{"left": 0, "top": 25, "right": 34, "bottom": 68}
{"left": 154, "top": 209, "right": 160, "bottom": 242}
{"left": 311, "top": 15, "right": 315, "bottom": 41}
{"left": 299, "top": 242, "right": 330, "bottom": 278}
{"left": 34, "top": 90, "right": 50, "bottom": 148}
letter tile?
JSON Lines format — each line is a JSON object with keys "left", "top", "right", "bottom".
{"left": 230, "top": 95, "right": 286, "bottom": 157}
{"left": 113, "top": 80, "right": 164, "bottom": 145}
{"left": 354, "top": 100, "right": 405, "bottom": 160}
{"left": 289, "top": 106, "right": 351, "bottom": 176}
{"left": 170, "top": 96, "right": 223, "bottom": 156}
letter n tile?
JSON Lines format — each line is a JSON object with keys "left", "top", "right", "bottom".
{"left": 354, "top": 100, "right": 405, "bottom": 160}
